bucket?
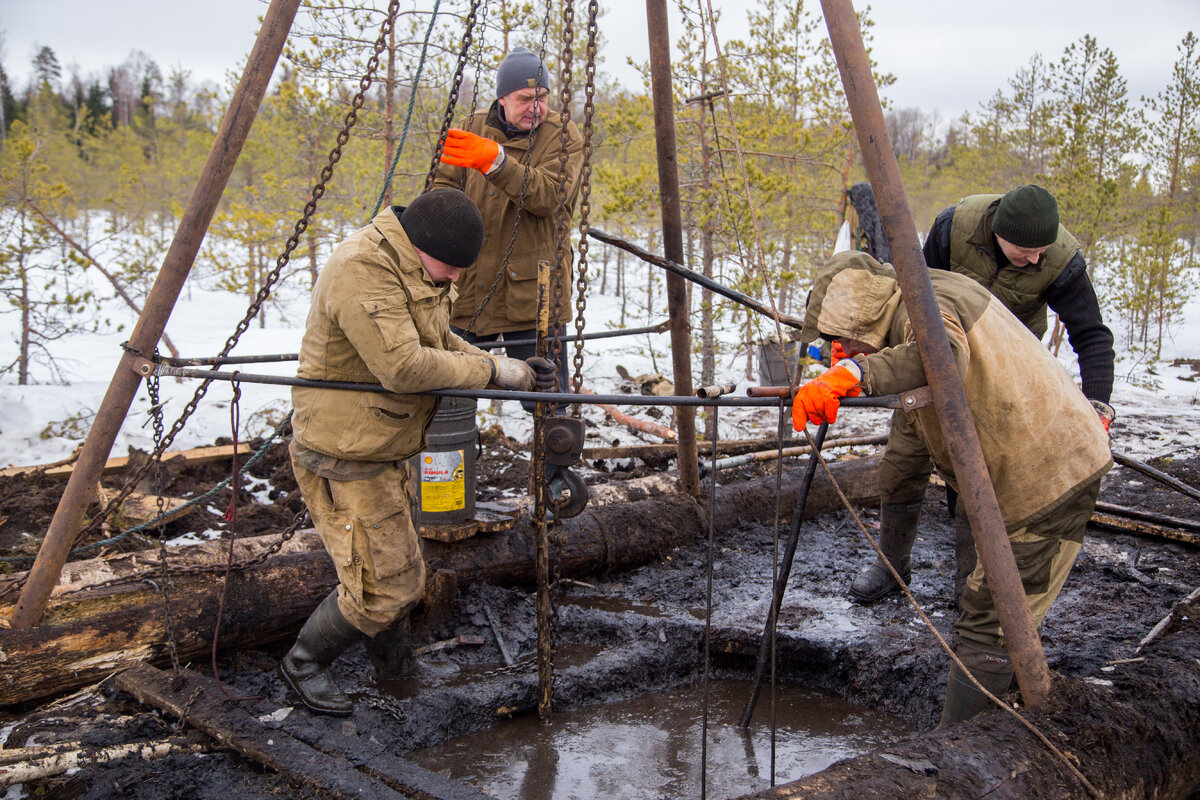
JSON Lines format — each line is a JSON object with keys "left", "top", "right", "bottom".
{"left": 757, "top": 340, "right": 802, "bottom": 385}
{"left": 411, "top": 396, "right": 478, "bottom": 523}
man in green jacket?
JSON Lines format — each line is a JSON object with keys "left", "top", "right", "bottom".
{"left": 433, "top": 47, "right": 584, "bottom": 412}
{"left": 849, "top": 184, "right": 1116, "bottom": 604}
{"left": 793, "top": 250, "right": 1111, "bottom": 725}
{"left": 281, "top": 188, "right": 555, "bottom": 716}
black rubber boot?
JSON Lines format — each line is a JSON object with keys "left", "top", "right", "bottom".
{"left": 280, "top": 590, "right": 364, "bottom": 716}
{"left": 936, "top": 640, "right": 1014, "bottom": 728}
{"left": 364, "top": 616, "right": 416, "bottom": 681}
{"left": 848, "top": 499, "right": 922, "bottom": 603}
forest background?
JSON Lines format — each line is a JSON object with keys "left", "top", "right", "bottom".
{"left": 0, "top": 0, "right": 1197, "bottom": 396}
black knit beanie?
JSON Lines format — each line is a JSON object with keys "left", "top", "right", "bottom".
{"left": 397, "top": 188, "right": 484, "bottom": 270}
{"left": 992, "top": 184, "right": 1059, "bottom": 248}
{"left": 496, "top": 47, "right": 549, "bottom": 99}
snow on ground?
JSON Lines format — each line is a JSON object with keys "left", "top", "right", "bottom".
{"left": 0, "top": 253, "right": 1197, "bottom": 470}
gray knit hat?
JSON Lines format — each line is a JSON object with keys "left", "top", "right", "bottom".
{"left": 992, "top": 184, "right": 1059, "bottom": 248}
{"left": 398, "top": 188, "right": 484, "bottom": 270}
{"left": 496, "top": 47, "right": 549, "bottom": 99}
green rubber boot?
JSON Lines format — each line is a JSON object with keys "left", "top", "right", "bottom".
{"left": 849, "top": 499, "right": 922, "bottom": 603}
{"left": 280, "top": 590, "right": 364, "bottom": 716}
{"left": 936, "top": 640, "right": 1015, "bottom": 728}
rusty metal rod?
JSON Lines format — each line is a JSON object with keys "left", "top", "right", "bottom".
{"left": 739, "top": 421, "right": 829, "bottom": 727}
{"left": 588, "top": 229, "right": 807, "bottom": 330}
{"left": 820, "top": 0, "right": 1051, "bottom": 710}
{"left": 646, "top": 0, "right": 699, "bottom": 496}
{"left": 11, "top": 0, "right": 302, "bottom": 630}
{"left": 1112, "top": 452, "right": 1200, "bottom": 504}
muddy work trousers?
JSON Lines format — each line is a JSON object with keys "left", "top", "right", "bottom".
{"left": 955, "top": 477, "right": 1102, "bottom": 648}
{"left": 291, "top": 452, "right": 425, "bottom": 636}
{"left": 878, "top": 410, "right": 935, "bottom": 505}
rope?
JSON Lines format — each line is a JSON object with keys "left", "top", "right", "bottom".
{"left": 371, "top": 0, "right": 442, "bottom": 218}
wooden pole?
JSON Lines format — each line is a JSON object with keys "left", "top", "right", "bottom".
{"left": 819, "top": 0, "right": 1051, "bottom": 710}
{"left": 12, "top": 0, "right": 303, "bottom": 629}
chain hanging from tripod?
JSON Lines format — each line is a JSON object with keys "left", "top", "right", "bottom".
{"left": 145, "top": 361, "right": 181, "bottom": 672}
{"left": 69, "top": 0, "right": 404, "bottom": 550}
{"left": 423, "top": 0, "right": 482, "bottom": 191}
{"left": 548, "top": 0, "right": 577, "bottom": 414}
{"left": 570, "top": 0, "right": 599, "bottom": 413}
{"left": 458, "top": 0, "right": 557, "bottom": 335}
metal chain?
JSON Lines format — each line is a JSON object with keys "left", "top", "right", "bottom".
{"left": 459, "top": 2, "right": 556, "bottom": 335}
{"left": 63, "top": 1, "right": 402, "bottom": 551}
{"left": 147, "top": 368, "right": 181, "bottom": 672}
{"left": 549, "top": 0, "right": 575, "bottom": 407}
{"left": 570, "top": 0, "right": 599, "bottom": 410}
{"left": 423, "top": 0, "right": 481, "bottom": 191}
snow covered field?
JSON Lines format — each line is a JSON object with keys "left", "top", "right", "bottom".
{"left": 1, "top": 242, "right": 1198, "bottom": 471}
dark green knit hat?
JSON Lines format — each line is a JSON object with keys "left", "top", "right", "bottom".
{"left": 992, "top": 184, "right": 1059, "bottom": 248}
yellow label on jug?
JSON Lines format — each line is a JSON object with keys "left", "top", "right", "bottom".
{"left": 420, "top": 449, "right": 466, "bottom": 512}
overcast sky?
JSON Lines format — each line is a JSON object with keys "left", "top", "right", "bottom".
{"left": 1, "top": 0, "right": 1196, "bottom": 122}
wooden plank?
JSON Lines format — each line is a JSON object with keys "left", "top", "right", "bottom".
{"left": 118, "top": 492, "right": 195, "bottom": 526}
{"left": 0, "top": 443, "right": 251, "bottom": 479}
{"left": 418, "top": 502, "right": 521, "bottom": 543}
{"left": 113, "top": 664, "right": 407, "bottom": 800}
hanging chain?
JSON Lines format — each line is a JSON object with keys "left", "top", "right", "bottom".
{"left": 457, "top": 0, "right": 488, "bottom": 193}
{"left": 549, "top": 0, "right": 576, "bottom": 414}
{"left": 424, "top": 0, "right": 481, "bottom": 191}
{"left": 570, "top": 0, "right": 599, "bottom": 411}
{"left": 460, "top": 1, "right": 556, "bottom": 335}
{"left": 63, "top": 1, "right": 402, "bottom": 553}
{"left": 147, "top": 366, "right": 181, "bottom": 672}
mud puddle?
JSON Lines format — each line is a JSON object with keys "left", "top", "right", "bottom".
{"left": 406, "top": 678, "right": 912, "bottom": 799}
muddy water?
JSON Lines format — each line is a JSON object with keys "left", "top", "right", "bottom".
{"left": 407, "top": 678, "right": 912, "bottom": 799}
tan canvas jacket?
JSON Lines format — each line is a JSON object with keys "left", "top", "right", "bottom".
{"left": 432, "top": 102, "right": 583, "bottom": 335}
{"left": 291, "top": 208, "right": 494, "bottom": 463}
{"left": 807, "top": 251, "right": 1112, "bottom": 529}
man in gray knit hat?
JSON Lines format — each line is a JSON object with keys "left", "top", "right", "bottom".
{"left": 433, "top": 47, "right": 583, "bottom": 413}
{"left": 847, "top": 183, "right": 1116, "bottom": 606}
{"left": 280, "top": 188, "right": 556, "bottom": 716}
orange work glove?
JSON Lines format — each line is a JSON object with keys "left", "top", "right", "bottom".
{"left": 827, "top": 341, "right": 862, "bottom": 397}
{"left": 791, "top": 363, "right": 862, "bottom": 429}
{"left": 1090, "top": 398, "right": 1115, "bottom": 436}
{"left": 441, "top": 128, "right": 503, "bottom": 173}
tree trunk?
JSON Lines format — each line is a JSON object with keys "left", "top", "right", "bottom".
{"left": 0, "top": 458, "right": 881, "bottom": 708}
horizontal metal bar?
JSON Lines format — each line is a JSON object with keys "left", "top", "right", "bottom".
{"left": 140, "top": 363, "right": 906, "bottom": 410}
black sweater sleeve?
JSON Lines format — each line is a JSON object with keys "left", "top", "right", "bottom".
{"left": 922, "top": 206, "right": 955, "bottom": 270}
{"left": 1044, "top": 251, "right": 1115, "bottom": 403}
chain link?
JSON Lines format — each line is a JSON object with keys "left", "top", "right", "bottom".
{"left": 571, "top": 0, "right": 599, "bottom": 410}
{"left": 424, "top": 0, "right": 481, "bottom": 191}
{"left": 147, "top": 367, "right": 181, "bottom": 672}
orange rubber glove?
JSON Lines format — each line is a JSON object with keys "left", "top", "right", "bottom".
{"left": 791, "top": 363, "right": 862, "bottom": 429}
{"left": 441, "top": 128, "right": 503, "bottom": 173}
{"left": 828, "top": 341, "right": 862, "bottom": 397}
{"left": 1090, "top": 398, "right": 1115, "bottom": 436}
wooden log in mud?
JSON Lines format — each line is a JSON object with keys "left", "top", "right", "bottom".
{"left": 0, "top": 456, "right": 880, "bottom": 708}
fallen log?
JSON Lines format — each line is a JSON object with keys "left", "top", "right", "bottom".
{"left": 113, "top": 664, "right": 415, "bottom": 800}
{"left": 580, "top": 387, "right": 676, "bottom": 441}
{"left": 0, "top": 456, "right": 880, "bottom": 708}
{"left": 0, "top": 735, "right": 209, "bottom": 787}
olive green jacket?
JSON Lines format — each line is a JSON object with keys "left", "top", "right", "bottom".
{"left": 946, "top": 194, "right": 1081, "bottom": 339}
{"left": 432, "top": 102, "right": 583, "bottom": 335}
{"left": 806, "top": 251, "right": 1112, "bottom": 529}
{"left": 291, "top": 208, "right": 494, "bottom": 463}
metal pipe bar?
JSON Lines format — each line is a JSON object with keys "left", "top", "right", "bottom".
{"left": 136, "top": 363, "right": 908, "bottom": 409}
{"left": 588, "top": 228, "right": 807, "bottom": 330}
{"left": 646, "top": 0, "right": 699, "bottom": 495}
{"left": 739, "top": 422, "right": 829, "bottom": 727}
{"left": 12, "top": 0, "right": 302, "bottom": 630}
{"left": 1113, "top": 452, "right": 1200, "bottom": 504}
{"left": 820, "top": 0, "right": 1051, "bottom": 709}
{"left": 465, "top": 321, "right": 672, "bottom": 350}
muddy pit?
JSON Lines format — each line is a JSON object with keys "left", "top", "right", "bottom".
{"left": 1, "top": 419, "right": 1199, "bottom": 799}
